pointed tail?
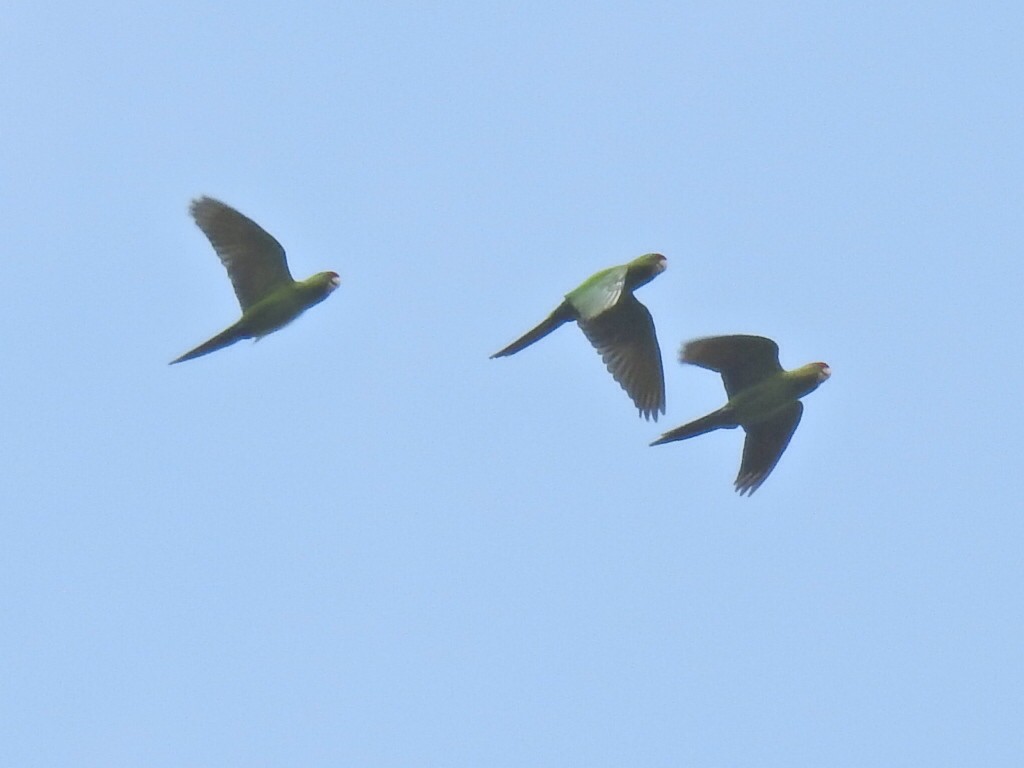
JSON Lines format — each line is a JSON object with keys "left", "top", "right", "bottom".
{"left": 490, "top": 301, "right": 575, "bottom": 358}
{"left": 169, "top": 323, "right": 246, "bottom": 365}
{"left": 650, "top": 407, "right": 734, "bottom": 446}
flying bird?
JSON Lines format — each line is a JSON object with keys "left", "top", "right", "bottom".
{"left": 170, "top": 197, "right": 340, "bottom": 364}
{"left": 491, "top": 253, "right": 667, "bottom": 420}
{"left": 651, "top": 335, "right": 830, "bottom": 494}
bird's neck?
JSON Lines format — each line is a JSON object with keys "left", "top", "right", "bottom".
{"left": 624, "top": 263, "right": 659, "bottom": 291}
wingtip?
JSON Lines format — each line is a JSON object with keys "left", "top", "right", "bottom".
{"left": 734, "top": 474, "right": 765, "bottom": 496}
{"left": 637, "top": 401, "right": 666, "bottom": 422}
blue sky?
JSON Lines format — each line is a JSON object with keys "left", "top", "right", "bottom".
{"left": 2, "top": 2, "right": 1022, "bottom": 765}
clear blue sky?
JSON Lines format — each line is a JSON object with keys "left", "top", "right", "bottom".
{"left": 2, "top": 2, "right": 1022, "bottom": 765}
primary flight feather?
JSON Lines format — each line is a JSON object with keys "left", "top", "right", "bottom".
{"left": 170, "top": 197, "right": 340, "bottom": 364}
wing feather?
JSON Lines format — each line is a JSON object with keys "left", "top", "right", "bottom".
{"left": 578, "top": 294, "right": 665, "bottom": 420}
{"left": 190, "top": 197, "right": 294, "bottom": 311}
{"left": 682, "top": 335, "right": 783, "bottom": 398}
{"left": 735, "top": 402, "right": 803, "bottom": 495}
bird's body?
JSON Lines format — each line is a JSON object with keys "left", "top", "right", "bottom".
{"left": 491, "top": 253, "right": 667, "bottom": 420}
{"left": 652, "top": 335, "right": 829, "bottom": 495}
{"left": 170, "top": 197, "right": 339, "bottom": 365}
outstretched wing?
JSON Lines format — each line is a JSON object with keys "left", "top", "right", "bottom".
{"left": 578, "top": 294, "right": 665, "bottom": 420}
{"left": 190, "top": 197, "right": 294, "bottom": 311}
{"left": 682, "top": 334, "right": 782, "bottom": 398}
{"left": 735, "top": 402, "right": 802, "bottom": 495}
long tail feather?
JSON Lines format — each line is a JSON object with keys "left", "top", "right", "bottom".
{"left": 490, "top": 301, "right": 575, "bottom": 358}
{"left": 650, "top": 407, "right": 734, "bottom": 446}
{"left": 170, "top": 323, "right": 246, "bottom": 364}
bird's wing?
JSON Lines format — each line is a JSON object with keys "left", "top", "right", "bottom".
{"left": 190, "top": 197, "right": 294, "bottom": 311}
{"left": 566, "top": 265, "right": 627, "bottom": 321}
{"left": 578, "top": 293, "right": 665, "bottom": 420}
{"left": 681, "top": 334, "right": 783, "bottom": 398}
{"left": 735, "top": 402, "right": 803, "bottom": 495}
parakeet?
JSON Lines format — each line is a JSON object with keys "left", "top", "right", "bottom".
{"left": 491, "top": 253, "right": 667, "bottom": 420}
{"left": 170, "top": 196, "right": 340, "bottom": 364}
{"left": 651, "top": 335, "right": 830, "bottom": 495}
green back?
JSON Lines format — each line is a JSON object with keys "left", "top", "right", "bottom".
{"left": 565, "top": 265, "right": 627, "bottom": 320}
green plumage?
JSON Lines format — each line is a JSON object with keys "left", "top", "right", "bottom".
{"left": 491, "top": 253, "right": 668, "bottom": 420}
{"left": 170, "top": 197, "right": 340, "bottom": 364}
{"left": 652, "top": 335, "right": 830, "bottom": 495}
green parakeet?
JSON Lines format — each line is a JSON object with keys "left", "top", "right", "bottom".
{"left": 491, "top": 253, "right": 667, "bottom": 420}
{"left": 651, "top": 335, "right": 830, "bottom": 494}
{"left": 170, "top": 197, "right": 340, "bottom": 364}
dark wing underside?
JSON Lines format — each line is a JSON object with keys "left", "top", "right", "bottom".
{"left": 735, "top": 402, "right": 803, "bottom": 495}
{"left": 682, "top": 334, "right": 784, "bottom": 398}
{"left": 578, "top": 294, "right": 665, "bottom": 420}
{"left": 190, "top": 197, "right": 294, "bottom": 311}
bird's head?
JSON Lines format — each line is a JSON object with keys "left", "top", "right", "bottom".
{"left": 309, "top": 271, "right": 340, "bottom": 292}
{"left": 628, "top": 253, "right": 667, "bottom": 288}
{"left": 812, "top": 362, "right": 831, "bottom": 383}
{"left": 640, "top": 252, "right": 667, "bottom": 274}
{"left": 304, "top": 271, "right": 341, "bottom": 300}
